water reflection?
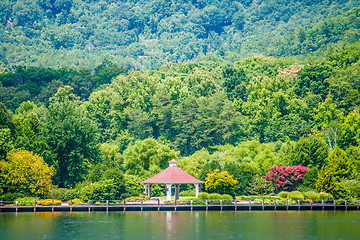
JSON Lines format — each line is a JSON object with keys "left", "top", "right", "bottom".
{"left": 1, "top": 211, "right": 360, "bottom": 240}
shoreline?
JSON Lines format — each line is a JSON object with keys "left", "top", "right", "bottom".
{"left": 1, "top": 204, "right": 358, "bottom": 213}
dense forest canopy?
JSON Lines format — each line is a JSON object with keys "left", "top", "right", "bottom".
{"left": 1, "top": 1, "right": 360, "bottom": 201}
{"left": 0, "top": 0, "right": 360, "bottom": 70}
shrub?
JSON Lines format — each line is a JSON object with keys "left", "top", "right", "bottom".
{"left": 336, "top": 199, "right": 345, "bottom": 205}
{"left": 125, "top": 194, "right": 150, "bottom": 203}
{"left": 247, "top": 175, "right": 273, "bottom": 195}
{"left": 68, "top": 199, "right": 84, "bottom": 205}
{"left": 253, "top": 199, "right": 263, "bottom": 205}
{"left": 335, "top": 180, "right": 360, "bottom": 199}
{"left": 47, "top": 188, "right": 77, "bottom": 201}
{"left": 177, "top": 199, "right": 206, "bottom": 205}
{"left": 138, "top": 194, "right": 150, "bottom": 201}
{"left": 222, "top": 194, "right": 233, "bottom": 204}
{"left": 37, "top": 199, "right": 61, "bottom": 206}
{"left": 264, "top": 199, "right": 273, "bottom": 205}
{"left": 179, "top": 189, "right": 195, "bottom": 197}
{"left": 209, "top": 193, "right": 222, "bottom": 203}
{"left": 319, "top": 192, "right": 334, "bottom": 200}
{"left": 205, "top": 169, "right": 237, "bottom": 195}
{"left": 276, "top": 199, "right": 287, "bottom": 205}
{"left": 288, "top": 191, "right": 304, "bottom": 200}
{"left": 198, "top": 192, "right": 210, "bottom": 200}
{"left": 125, "top": 196, "right": 141, "bottom": 203}
{"left": 164, "top": 201, "right": 173, "bottom": 204}
{"left": 0, "top": 192, "right": 25, "bottom": 202}
{"left": 77, "top": 179, "right": 120, "bottom": 201}
{"left": 303, "top": 191, "right": 320, "bottom": 200}
{"left": 191, "top": 199, "right": 206, "bottom": 205}
{"left": 15, "top": 197, "right": 39, "bottom": 206}
{"left": 347, "top": 199, "right": 358, "bottom": 205}
{"left": 277, "top": 191, "right": 289, "bottom": 199}
{"left": 265, "top": 165, "right": 309, "bottom": 191}
{"left": 238, "top": 195, "right": 280, "bottom": 200}
{"left": 209, "top": 193, "right": 222, "bottom": 199}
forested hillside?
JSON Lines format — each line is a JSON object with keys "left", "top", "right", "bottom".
{"left": 1, "top": 39, "right": 360, "bottom": 200}
{"left": 1, "top": 1, "right": 360, "bottom": 202}
{"left": 1, "top": 0, "right": 360, "bottom": 70}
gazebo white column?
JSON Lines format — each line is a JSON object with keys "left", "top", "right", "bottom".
{"left": 144, "top": 184, "right": 147, "bottom": 195}
{"left": 147, "top": 184, "right": 152, "bottom": 198}
{"left": 166, "top": 184, "right": 172, "bottom": 201}
{"left": 174, "top": 184, "right": 180, "bottom": 200}
{"left": 195, "top": 183, "right": 200, "bottom": 198}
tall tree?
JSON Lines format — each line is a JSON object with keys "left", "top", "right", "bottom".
{"left": 123, "top": 138, "right": 179, "bottom": 177}
{"left": 43, "top": 86, "right": 99, "bottom": 187}
{"left": 0, "top": 102, "right": 15, "bottom": 159}
{"left": 316, "top": 147, "right": 357, "bottom": 197}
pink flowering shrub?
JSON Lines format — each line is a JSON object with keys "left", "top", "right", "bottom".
{"left": 264, "top": 165, "right": 310, "bottom": 192}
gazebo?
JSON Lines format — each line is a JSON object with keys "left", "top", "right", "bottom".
{"left": 140, "top": 159, "right": 204, "bottom": 201}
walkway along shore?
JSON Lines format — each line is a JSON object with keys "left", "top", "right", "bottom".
{"left": 1, "top": 200, "right": 359, "bottom": 213}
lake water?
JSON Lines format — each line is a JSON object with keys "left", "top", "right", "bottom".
{"left": 1, "top": 211, "right": 360, "bottom": 239}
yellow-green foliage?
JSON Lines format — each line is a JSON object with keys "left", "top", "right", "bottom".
{"left": 288, "top": 191, "right": 304, "bottom": 200}
{"left": 303, "top": 191, "right": 320, "bottom": 200}
{"left": 205, "top": 169, "right": 237, "bottom": 195}
{"left": 15, "top": 197, "right": 39, "bottom": 206}
{"left": 209, "top": 193, "right": 222, "bottom": 199}
{"left": 138, "top": 194, "right": 150, "bottom": 201}
{"left": 37, "top": 199, "right": 61, "bottom": 206}
{"left": 222, "top": 194, "right": 233, "bottom": 204}
{"left": 176, "top": 199, "right": 206, "bottom": 205}
{"left": 68, "top": 199, "right": 84, "bottom": 205}
{"left": 198, "top": 192, "right": 210, "bottom": 200}
{"left": 278, "top": 191, "right": 290, "bottom": 198}
{"left": 319, "top": 192, "right": 334, "bottom": 200}
{"left": 1, "top": 149, "right": 54, "bottom": 196}
{"left": 125, "top": 194, "right": 150, "bottom": 203}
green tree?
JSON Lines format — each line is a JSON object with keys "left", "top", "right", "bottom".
{"left": 312, "top": 96, "right": 340, "bottom": 151}
{"left": 316, "top": 147, "right": 357, "bottom": 198}
{"left": 205, "top": 169, "right": 238, "bottom": 195}
{"left": 101, "top": 168, "right": 127, "bottom": 199}
{"left": 43, "top": 86, "right": 99, "bottom": 187}
{"left": 0, "top": 102, "right": 15, "bottom": 159}
{"left": 199, "top": 159, "right": 222, "bottom": 181}
{"left": 0, "top": 102, "right": 15, "bottom": 133}
{"left": 12, "top": 101, "right": 50, "bottom": 158}
{"left": 340, "top": 109, "right": 360, "bottom": 148}
{"left": 0, "top": 129, "right": 13, "bottom": 160}
{"left": 123, "top": 138, "right": 179, "bottom": 177}
{"left": 177, "top": 148, "right": 211, "bottom": 179}
{"left": 292, "top": 135, "right": 329, "bottom": 168}
{"left": 0, "top": 149, "right": 54, "bottom": 196}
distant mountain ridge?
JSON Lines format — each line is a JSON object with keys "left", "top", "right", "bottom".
{"left": 0, "top": 0, "right": 359, "bottom": 70}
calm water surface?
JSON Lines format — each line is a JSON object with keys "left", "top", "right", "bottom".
{"left": 1, "top": 211, "right": 360, "bottom": 239}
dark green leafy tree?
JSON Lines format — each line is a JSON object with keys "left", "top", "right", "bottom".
{"left": 222, "top": 65, "right": 249, "bottom": 101}
{"left": 43, "top": 86, "right": 99, "bottom": 187}
{"left": 316, "top": 147, "right": 357, "bottom": 198}
{"left": 123, "top": 138, "right": 179, "bottom": 177}
{"left": 0, "top": 102, "right": 15, "bottom": 159}
{"left": 294, "top": 64, "right": 332, "bottom": 100}
{"left": 292, "top": 135, "right": 329, "bottom": 168}
{"left": 199, "top": 159, "right": 222, "bottom": 181}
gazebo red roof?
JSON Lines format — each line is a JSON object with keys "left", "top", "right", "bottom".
{"left": 140, "top": 160, "right": 204, "bottom": 184}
